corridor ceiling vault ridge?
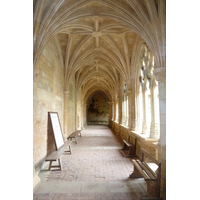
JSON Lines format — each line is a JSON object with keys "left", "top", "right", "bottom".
{"left": 33, "top": 0, "right": 166, "bottom": 101}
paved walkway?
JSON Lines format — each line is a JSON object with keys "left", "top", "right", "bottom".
{"left": 33, "top": 125, "right": 147, "bottom": 200}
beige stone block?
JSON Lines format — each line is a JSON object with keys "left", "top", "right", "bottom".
{"left": 41, "top": 71, "right": 46, "bottom": 78}
{"left": 50, "top": 68, "right": 54, "bottom": 77}
{"left": 39, "top": 60, "right": 46, "bottom": 71}
{"left": 37, "top": 87, "right": 54, "bottom": 101}
{"left": 46, "top": 65, "right": 51, "bottom": 75}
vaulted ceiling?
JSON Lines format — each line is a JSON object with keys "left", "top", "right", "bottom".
{"left": 33, "top": 0, "right": 166, "bottom": 101}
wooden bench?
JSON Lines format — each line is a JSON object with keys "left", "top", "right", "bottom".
{"left": 67, "top": 130, "right": 82, "bottom": 144}
{"left": 121, "top": 134, "right": 137, "bottom": 157}
{"left": 45, "top": 140, "right": 72, "bottom": 170}
{"left": 129, "top": 148, "right": 161, "bottom": 199}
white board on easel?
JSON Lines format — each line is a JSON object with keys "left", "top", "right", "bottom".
{"left": 48, "top": 112, "right": 64, "bottom": 150}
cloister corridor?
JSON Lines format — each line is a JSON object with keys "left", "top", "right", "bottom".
{"left": 33, "top": 125, "right": 147, "bottom": 200}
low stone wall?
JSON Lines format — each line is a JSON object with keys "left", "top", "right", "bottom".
{"left": 110, "top": 120, "right": 159, "bottom": 161}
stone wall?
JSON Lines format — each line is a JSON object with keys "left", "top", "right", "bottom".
{"left": 65, "top": 80, "right": 76, "bottom": 137}
{"left": 76, "top": 91, "right": 82, "bottom": 130}
{"left": 33, "top": 39, "right": 64, "bottom": 175}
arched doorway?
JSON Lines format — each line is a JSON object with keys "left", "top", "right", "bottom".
{"left": 86, "top": 91, "right": 109, "bottom": 125}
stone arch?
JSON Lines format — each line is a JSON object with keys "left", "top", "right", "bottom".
{"left": 86, "top": 90, "right": 110, "bottom": 125}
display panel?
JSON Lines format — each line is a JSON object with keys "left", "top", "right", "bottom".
{"left": 49, "top": 112, "right": 64, "bottom": 149}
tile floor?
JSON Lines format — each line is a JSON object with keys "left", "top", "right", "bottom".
{"left": 33, "top": 125, "right": 147, "bottom": 200}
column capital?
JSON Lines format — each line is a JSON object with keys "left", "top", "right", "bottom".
{"left": 154, "top": 67, "right": 166, "bottom": 83}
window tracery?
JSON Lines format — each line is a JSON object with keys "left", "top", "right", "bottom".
{"left": 137, "top": 45, "right": 160, "bottom": 137}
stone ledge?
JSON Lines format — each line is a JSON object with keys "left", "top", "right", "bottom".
{"left": 152, "top": 142, "right": 162, "bottom": 151}
{"left": 131, "top": 131, "right": 159, "bottom": 142}
{"left": 120, "top": 124, "right": 130, "bottom": 129}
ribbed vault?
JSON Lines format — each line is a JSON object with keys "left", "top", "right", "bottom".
{"left": 33, "top": 0, "right": 166, "bottom": 101}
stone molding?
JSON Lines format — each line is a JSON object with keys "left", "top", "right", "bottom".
{"left": 92, "top": 31, "right": 102, "bottom": 37}
{"left": 92, "top": 16, "right": 101, "bottom": 22}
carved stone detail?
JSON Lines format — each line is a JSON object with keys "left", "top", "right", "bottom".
{"left": 92, "top": 31, "right": 102, "bottom": 37}
{"left": 92, "top": 16, "right": 101, "bottom": 22}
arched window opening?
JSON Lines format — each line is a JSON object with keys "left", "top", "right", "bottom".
{"left": 136, "top": 47, "right": 160, "bottom": 138}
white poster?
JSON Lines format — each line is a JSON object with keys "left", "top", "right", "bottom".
{"left": 50, "top": 112, "right": 64, "bottom": 149}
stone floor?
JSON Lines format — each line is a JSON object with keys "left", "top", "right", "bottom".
{"left": 33, "top": 125, "right": 147, "bottom": 200}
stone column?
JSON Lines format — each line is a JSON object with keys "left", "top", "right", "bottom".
{"left": 64, "top": 91, "right": 69, "bottom": 138}
{"left": 112, "top": 100, "right": 115, "bottom": 121}
{"left": 150, "top": 80, "right": 160, "bottom": 139}
{"left": 114, "top": 99, "right": 117, "bottom": 122}
{"left": 84, "top": 103, "right": 87, "bottom": 127}
{"left": 112, "top": 100, "right": 115, "bottom": 129}
{"left": 154, "top": 67, "right": 166, "bottom": 146}
{"left": 114, "top": 100, "right": 119, "bottom": 122}
{"left": 118, "top": 97, "right": 122, "bottom": 123}
{"left": 126, "top": 90, "right": 132, "bottom": 130}
{"left": 75, "top": 95, "right": 78, "bottom": 130}
{"left": 81, "top": 100, "right": 84, "bottom": 129}
{"left": 154, "top": 67, "right": 166, "bottom": 200}
{"left": 127, "top": 79, "right": 137, "bottom": 132}
{"left": 108, "top": 102, "right": 112, "bottom": 127}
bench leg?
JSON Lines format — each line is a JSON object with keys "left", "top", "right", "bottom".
{"left": 121, "top": 143, "right": 129, "bottom": 150}
{"left": 48, "top": 161, "right": 53, "bottom": 170}
{"left": 126, "top": 146, "right": 137, "bottom": 158}
{"left": 70, "top": 145, "right": 72, "bottom": 154}
{"left": 58, "top": 158, "right": 62, "bottom": 170}
{"left": 48, "top": 159, "right": 62, "bottom": 171}
{"left": 64, "top": 145, "right": 72, "bottom": 154}
{"left": 129, "top": 165, "right": 143, "bottom": 178}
